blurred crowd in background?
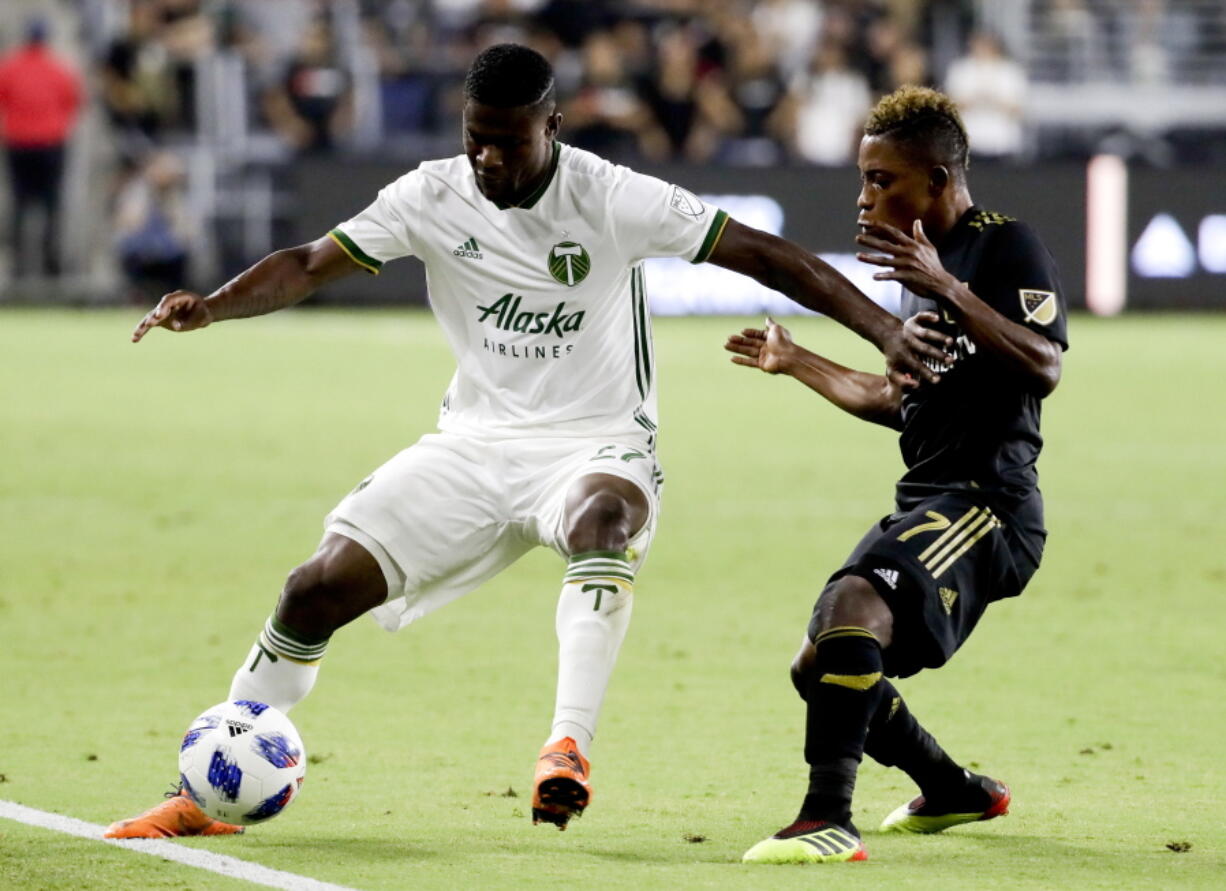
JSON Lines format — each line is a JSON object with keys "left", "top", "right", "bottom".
{"left": 1, "top": 0, "right": 1224, "bottom": 299}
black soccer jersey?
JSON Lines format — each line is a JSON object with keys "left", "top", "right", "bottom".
{"left": 896, "top": 206, "right": 1068, "bottom": 527}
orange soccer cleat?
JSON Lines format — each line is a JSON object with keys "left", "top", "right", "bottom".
{"left": 104, "top": 788, "right": 245, "bottom": 839}
{"left": 531, "top": 737, "right": 592, "bottom": 830}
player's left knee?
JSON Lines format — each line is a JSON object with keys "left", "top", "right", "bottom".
{"left": 814, "top": 575, "right": 895, "bottom": 648}
{"left": 564, "top": 488, "right": 644, "bottom": 553}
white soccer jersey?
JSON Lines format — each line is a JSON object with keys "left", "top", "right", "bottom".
{"left": 330, "top": 143, "right": 729, "bottom": 440}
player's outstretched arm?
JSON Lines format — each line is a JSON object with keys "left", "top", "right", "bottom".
{"left": 856, "top": 220, "right": 1062, "bottom": 396}
{"left": 706, "top": 218, "right": 949, "bottom": 385}
{"left": 131, "top": 236, "right": 360, "bottom": 343}
{"left": 724, "top": 318, "right": 904, "bottom": 429}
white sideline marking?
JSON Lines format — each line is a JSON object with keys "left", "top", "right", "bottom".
{"left": 0, "top": 799, "right": 357, "bottom": 891}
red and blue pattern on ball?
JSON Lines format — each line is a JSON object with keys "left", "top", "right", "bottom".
{"left": 253, "top": 731, "right": 301, "bottom": 768}
{"left": 245, "top": 783, "right": 297, "bottom": 821}
{"left": 233, "top": 700, "right": 271, "bottom": 718}
{"left": 207, "top": 748, "right": 244, "bottom": 802}
{"left": 180, "top": 714, "right": 220, "bottom": 752}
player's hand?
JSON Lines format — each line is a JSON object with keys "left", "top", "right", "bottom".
{"left": 889, "top": 311, "right": 955, "bottom": 390}
{"left": 882, "top": 324, "right": 941, "bottom": 386}
{"left": 724, "top": 317, "right": 795, "bottom": 374}
{"left": 131, "top": 291, "right": 214, "bottom": 343}
{"left": 855, "top": 219, "right": 959, "bottom": 301}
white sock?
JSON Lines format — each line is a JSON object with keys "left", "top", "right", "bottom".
{"left": 548, "top": 551, "right": 635, "bottom": 758}
{"left": 227, "top": 616, "right": 328, "bottom": 714}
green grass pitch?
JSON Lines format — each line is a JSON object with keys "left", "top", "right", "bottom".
{"left": 1, "top": 308, "right": 1224, "bottom": 889}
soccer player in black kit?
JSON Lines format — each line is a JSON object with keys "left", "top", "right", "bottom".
{"left": 725, "top": 85, "right": 1068, "bottom": 864}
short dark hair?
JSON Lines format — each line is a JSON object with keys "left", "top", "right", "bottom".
{"left": 464, "top": 44, "right": 556, "bottom": 109}
{"left": 865, "top": 86, "right": 970, "bottom": 174}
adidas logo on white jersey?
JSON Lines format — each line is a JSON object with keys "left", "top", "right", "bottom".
{"left": 453, "top": 237, "right": 483, "bottom": 259}
{"left": 873, "top": 568, "right": 900, "bottom": 589}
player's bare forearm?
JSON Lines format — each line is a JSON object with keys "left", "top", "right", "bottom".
{"left": 709, "top": 221, "right": 895, "bottom": 346}
{"left": 207, "top": 236, "right": 357, "bottom": 322}
{"left": 724, "top": 322, "right": 902, "bottom": 428}
{"left": 131, "top": 236, "right": 362, "bottom": 342}
{"left": 786, "top": 347, "right": 903, "bottom": 429}
{"left": 708, "top": 220, "right": 946, "bottom": 384}
{"left": 936, "top": 281, "right": 1062, "bottom": 396}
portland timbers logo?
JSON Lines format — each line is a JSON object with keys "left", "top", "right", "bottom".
{"left": 548, "top": 241, "right": 590, "bottom": 287}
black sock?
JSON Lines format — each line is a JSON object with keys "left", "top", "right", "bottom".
{"left": 864, "top": 682, "right": 970, "bottom": 801}
{"left": 798, "top": 758, "right": 860, "bottom": 829}
{"left": 799, "top": 627, "right": 884, "bottom": 825}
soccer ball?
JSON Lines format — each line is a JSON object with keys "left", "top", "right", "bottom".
{"left": 177, "top": 700, "right": 307, "bottom": 825}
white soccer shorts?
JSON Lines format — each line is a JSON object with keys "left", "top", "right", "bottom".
{"left": 324, "top": 432, "right": 663, "bottom": 631}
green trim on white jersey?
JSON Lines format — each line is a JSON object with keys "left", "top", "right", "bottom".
{"left": 329, "top": 228, "right": 383, "bottom": 274}
{"left": 494, "top": 141, "right": 561, "bottom": 211}
{"left": 630, "top": 265, "right": 653, "bottom": 401}
{"left": 691, "top": 209, "right": 730, "bottom": 265}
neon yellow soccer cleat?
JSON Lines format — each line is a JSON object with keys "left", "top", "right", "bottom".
{"left": 742, "top": 820, "right": 868, "bottom": 864}
{"left": 880, "top": 774, "right": 1010, "bottom": 834}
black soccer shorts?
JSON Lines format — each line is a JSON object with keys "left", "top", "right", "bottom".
{"left": 811, "top": 492, "right": 1043, "bottom": 678}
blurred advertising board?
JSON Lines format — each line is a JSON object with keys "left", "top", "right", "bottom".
{"left": 1126, "top": 168, "right": 1226, "bottom": 309}
{"left": 293, "top": 158, "right": 1217, "bottom": 313}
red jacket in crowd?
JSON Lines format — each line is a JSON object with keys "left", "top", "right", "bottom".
{"left": 0, "top": 42, "right": 82, "bottom": 148}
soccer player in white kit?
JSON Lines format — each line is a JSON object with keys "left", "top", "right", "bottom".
{"left": 108, "top": 44, "right": 941, "bottom": 838}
